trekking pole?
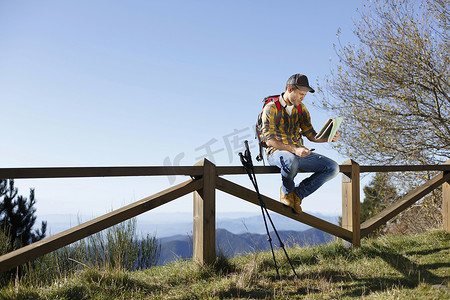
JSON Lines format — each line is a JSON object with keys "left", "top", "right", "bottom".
{"left": 239, "top": 140, "right": 298, "bottom": 279}
{"left": 239, "top": 145, "right": 280, "bottom": 278}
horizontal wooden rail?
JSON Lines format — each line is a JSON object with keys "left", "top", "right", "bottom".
{"left": 0, "top": 166, "right": 204, "bottom": 179}
{"left": 216, "top": 166, "right": 281, "bottom": 175}
{"left": 219, "top": 165, "right": 450, "bottom": 174}
{"left": 0, "top": 178, "right": 203, "bottom": 273}
{"left": 360, "top": 171, "right": 450, "bottom": 238}
{"left": 216, "top": 177, "right": 352, "bottom": 241}
{"left": 357, "top": 165, "right": 450, "bottom": 173}
{"left": 1, "top": 164, "right": 448, "bottom": 180}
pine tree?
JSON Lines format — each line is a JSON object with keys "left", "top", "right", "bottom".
{"left": 361, "top": 173, "right": 399, "bottom": 223}
{"left": 0, "top": 179, "right": 47, "bottom": 249}
{"left": 338, "top": 173, "right": 399, "bottom": 229}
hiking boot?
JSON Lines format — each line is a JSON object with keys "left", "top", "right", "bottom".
{"left": 280, "top": 187, "right": 295, "bottom": 209}
{"left": 293, "top": 193, "right": 302, "bottom": 214}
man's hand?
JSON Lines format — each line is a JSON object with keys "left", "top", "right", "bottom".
{"left": 332, "top": 131, "right": 340, "bottom": 142}
{"left": 293, "top": 147, "right": 311, "bottom": 157}
{"left": 307, "top": 131, "right": 340, "bottom": 143}
{"left": 266, "top": 138, "right": 312, "bottom": 157}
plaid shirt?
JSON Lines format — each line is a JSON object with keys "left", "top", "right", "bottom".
{"left": 261, "top": 93, "right": 316, "bottom": 156}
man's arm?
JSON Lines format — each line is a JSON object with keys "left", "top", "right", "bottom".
{"left": 266, "top": 132, "right": 340, "bottom": 157}
{"left": 306, "top": 131, "right": 340, "bottom": 143}
{"left": 266, "top": 138, "right": 311, "bottom": 157}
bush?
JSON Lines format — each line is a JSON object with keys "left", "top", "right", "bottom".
{"left": 2, "top": 217, "right": 160, "bottom": 287}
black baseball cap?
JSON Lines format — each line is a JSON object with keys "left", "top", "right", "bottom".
{"left": 286, "top": 74, "right": 315, "bottom": 93}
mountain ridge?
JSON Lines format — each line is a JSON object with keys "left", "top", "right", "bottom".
{"left": 158, "top": 227, "right": 333, "bottom": 265}
{"left": 38, "top": 211, "right": 339, "bottom": 238}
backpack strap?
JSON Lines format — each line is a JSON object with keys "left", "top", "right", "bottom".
{"left": 273, "top": 97, "right": 282, "bottom": 111}
{"left": 264, "top": 95, "right": 303, "bottom": 118}
{"left": 263, "top": 95, "right": 282, "bottom": 111}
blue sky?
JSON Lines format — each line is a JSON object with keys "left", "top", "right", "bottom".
{"left": 0, "top": 1, "right": 367, "bottom": 231}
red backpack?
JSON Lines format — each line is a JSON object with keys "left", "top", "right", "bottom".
{"left": 255, "top": 95, "right": 302, "bottom": 163}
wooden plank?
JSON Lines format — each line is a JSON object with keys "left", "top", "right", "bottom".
{"left": 341, "top": 172, "right": 351, "bottom": 234}
{"left": 216, "top": 166, "right": 291, "bottom": 175}
{"left": 341, "top": 160, "right": 360, "bottom": 247}
{"left": 0, "top": 166, "right": 204, "bottom": 179}
{"left": 193, "top": 159, "right": 216, "bottom": 264}
{"left": 360, "top": 171, "right": 450, "bottom": 237}
{"left": 215, "top": 177, "right": 352, "bottom": 241}
{"left": 217, "top": 165, "right": 450, "bottom": 175}
{"left": 0, "top": 178, "right": 203, "bottom": 273}
{"left": 1, "top": 165, "right": 448, "bottom": 179}
{"left": 444, "top": 175, "right": 450, "bottom": 232}
{"left": 443, "top": 161, "right": 450, "bottom": 232}
{"left": 359, "top": 165, "right": 450, "bottom": 173}
{"left": 339, "top": 164, "right": 353, "bottom": 174}
{"left": 216, "top": 166, "right": 325, "bottom": 175}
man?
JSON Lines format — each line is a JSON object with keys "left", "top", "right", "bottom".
{"left": 261, "top": 74, "right": 340, "bottom": 213}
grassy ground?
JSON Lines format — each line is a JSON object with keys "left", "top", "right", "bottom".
{"left": 1, "top": 230, "right": 449, "bottom": 299}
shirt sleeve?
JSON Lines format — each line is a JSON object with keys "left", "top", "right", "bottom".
{"left": 261, "top": 103, "right": 278, "bottom": 142}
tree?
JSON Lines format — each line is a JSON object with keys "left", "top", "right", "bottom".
{"left": 318, "top": 0, "right": 449, "bottom": 166}
{"left": 0, "top": 179, "right": 47, "bottom": 249}
{"left": 337, "top": 172, "right": 399, "bottom": 229}
{"left": 361, "top": 173, "right": 399, "bottom": 224}
{"left": 319, "top": 0, "right": 448, "bottom": 233}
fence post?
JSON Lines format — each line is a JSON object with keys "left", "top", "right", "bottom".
{"left": 193, "top": 158, "right": 216, "bottom": 264}
{"left": 443, "top": 160, "right": 450, "bottom": 233}
{"left": 342, "top": 159, "right": 361, "bottom": 247}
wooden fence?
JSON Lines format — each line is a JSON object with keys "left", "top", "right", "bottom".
{"left": 0, "top": 159, "right": 449, "bottom": 273}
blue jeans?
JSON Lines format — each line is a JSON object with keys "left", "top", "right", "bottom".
{"left": 267, "top": 150, "right": 339, "bottom": 200}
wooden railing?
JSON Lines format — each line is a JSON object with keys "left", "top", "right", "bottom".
{"left": 0, "top": 159, "right": 449, "bottom": 273}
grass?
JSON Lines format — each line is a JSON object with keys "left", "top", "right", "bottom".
{"left": 0, "top": 218, "right": 160, "bottom": 287}
{"left": 1, "top": 230, "right": 449, "bottom": 299}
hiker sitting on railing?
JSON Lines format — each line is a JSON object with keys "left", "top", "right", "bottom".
{"left": 259, "top": 74, "right": 340, "bottom": 213}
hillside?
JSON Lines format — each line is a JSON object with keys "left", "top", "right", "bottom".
{"left": 1, "top": 230, "right": 449, "bottom": 299}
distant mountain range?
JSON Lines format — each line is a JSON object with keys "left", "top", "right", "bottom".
{"left": 138, "top": 212, "right": 339, "bottom": 237}
{"left": 157, "top": 227, "right": 334, "bottom": 265}
{"left": 38, "top": 212, "right": 340, "bottom": 238}
{"left": 36, "top": 212, "right": 339, "bottom": 266}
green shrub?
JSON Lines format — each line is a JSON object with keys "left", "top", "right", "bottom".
{"left": 2, "top": 218, "right": 160, "bottom": 287}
